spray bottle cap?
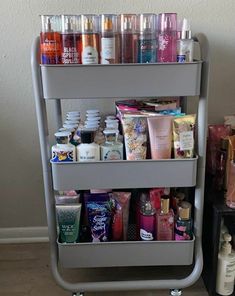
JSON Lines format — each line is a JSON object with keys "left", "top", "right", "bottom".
{"left": 181, "top": 18, "right": 192, "bottom": 39}
{"left": 141, "top": 200, "right": 156, "bottom": 216}
{"left": 221, "top": 233, "right": 232, "bottom": 255}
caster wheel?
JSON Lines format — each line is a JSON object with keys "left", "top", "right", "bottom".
{"left": 72, "top": 293, "right": 84, "bottom": 296}
{"left": 170, "top": 289, "right": 182, "bottom": 296}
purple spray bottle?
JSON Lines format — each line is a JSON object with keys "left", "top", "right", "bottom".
{"left": 140, "top": 195, "right": 156, "bottom": 241}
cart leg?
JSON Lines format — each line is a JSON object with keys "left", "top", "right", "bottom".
{"left": 170, "top": 289, "right": 182, "bottom": 295}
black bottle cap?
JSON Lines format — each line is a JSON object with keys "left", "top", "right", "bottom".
{"left": 81, "top": 130, "right": 94, "bottom": 144}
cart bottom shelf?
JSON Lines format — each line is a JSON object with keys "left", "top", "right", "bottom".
{"left": 58, "top": 236, "right": 195, "bottom": 268}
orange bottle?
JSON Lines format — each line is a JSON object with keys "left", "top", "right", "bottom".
{"left": 40, "top": 15, "right": 61, "bottom": 64}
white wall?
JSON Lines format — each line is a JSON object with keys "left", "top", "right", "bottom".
{"left": 1, "top": 0, "right": 235, "bottom": 228}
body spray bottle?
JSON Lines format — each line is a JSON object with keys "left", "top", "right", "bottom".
{"left": 157, "top": 13, "right": 177, "bottom": 63}
{"left": 120, "top": 14, "right": 139, "bottom": 63}
{"left": 138, "top": 14, "right": 157, "bottom": 63}
{"left": 81, "top": 15, "right": 100, "bottom": 64}
{"left": 100, "top": 14, "right": 119, "bottom": 64}
{"left": 156, "top": 195, "right": 174, "bottom": 240}
{"left": 61, "top": 15, "right": 81, "bottom": 64}
{"left": 177, "top": 18, "right": 194, "bottom": 63}
{"left": 140, "top": 199, "right": 156, "bottom": 241}
{"left": 40, "top": 15, "right": 61, "bottom": 64}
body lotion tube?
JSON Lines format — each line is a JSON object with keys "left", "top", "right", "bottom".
{"left": 147, "top": 116, "right": 173, "bottom": 159}
{"left": 56, "top": 204, "right": 82, "bottom": 243}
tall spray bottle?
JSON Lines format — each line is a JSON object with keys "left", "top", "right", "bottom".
{"left": 157, "top": 13, "right": 177, "bottom": 62}
{"left": 81, "top": 14, "right": 100, "bottom": 64}
{"left": 177, "top": 18, "right": 194, "bottom": 63}
{"left": 100, "top": 14, "right": 120, "bottom": 64}
{"left": 216, "top": 233, "right": 235, "bottom": 295}
{"left": 61, "top": 15, "right": 81, "bottom": 64}
{"left": 138, "top": 14, "right": 157, "bottom": 63}
{"left": 40, "top": 15, "right": 61, "bottom": 64}
{"left": 120, "top": 14, "right": 139, "bottom": 63}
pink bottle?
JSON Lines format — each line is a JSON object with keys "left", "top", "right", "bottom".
{"left": 157, "top": 13, "right": 177, "bottom": 62}
{"left": 156, "top": 195, "right": 174, "bottom": 240}
{"left": 226, "top": 150, "right": 235, "bottom": 208}
{"left": 140, "top": 199, "right": 156, "bottom": 241}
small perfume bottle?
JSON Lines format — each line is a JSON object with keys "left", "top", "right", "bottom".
{"left": 157, "top": 13, "right": 177, "bottom": 63}
{"left": 140, "top": 199, "right": 156, "bottom": 241}
{"left": 61, "top": 15, "right": 81, "bottom": 64}
{"left": 77, "top": 130, "right": 100, "bottom": 161}
{"left": 51, "top": 131, "right": 76, "bottom": 162}
{"left": 226, "top": 150, "right": 235, "bottom": 208}
{"left": 81, "top": 14, "right": 100, "bottom": 64}
{"left": 100, "top": 14, "right": 119, "bottom": 64}
{"left": 177, "top": 18, "right": 194, "bottom": 63}
{"left": 156, "top": 195, "right": 174, "bottom": 240}
{"left": 138, "top": 14, "right": 157, "bottom": 63}
{"left": 40, "top": 15, "right": 62, "bottom": 64}
{"left": 175, "top": 201, "right": 193, "bottom": 240}
{"left": 120, "top": 14, "right": 139, "bottom": 63}
{"left": 100, "top": 129, "right": 123, "bottom": 161}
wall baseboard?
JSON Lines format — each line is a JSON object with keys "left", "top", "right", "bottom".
{"left": 0, "top": 227, "right": 49, "bottom": 244}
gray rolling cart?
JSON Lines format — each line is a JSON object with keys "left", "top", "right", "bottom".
{"left": 31, "top": 34, "right": 209, "bottom": 295}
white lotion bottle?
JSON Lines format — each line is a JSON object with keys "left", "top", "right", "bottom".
{"left": 77, "top": 130, "right": 100, "bottom": 161}
{"left": 216, "top": 233, "right": 235, "bottom": 295}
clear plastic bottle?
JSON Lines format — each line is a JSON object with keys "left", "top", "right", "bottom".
{"left": 216, "top": 233, "right": 235, "bottom": 295}
{"left": 40, "top": 15, "right": 61, "bottom": 64}
{"left": 61, "top": 15, "right": 81, "bottom": 64}
{"left": 177, "top": 18, "right": 194, "bottom": 63}
{"left": 100, "top": 14, "right": 120, "bottom": 64}
{"left": 81, "top": 14, "right": 100, "bottom": 64}
{"left": 120, "top": 14, "right": 139, "bottom": 63}
{"left": 138, "top": 14, "right": 157, "bottom": 63}
{"left": 157, "top": 13, "right": 177, "bottom": 62}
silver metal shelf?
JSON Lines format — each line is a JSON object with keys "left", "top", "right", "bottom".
{"left": 41, "top": 62, "right": 202, "bottom": 99}
{"left": 58, "top": 237, "right": 195, "bottom": 268}
{"left": 51, "top": 157, "right": 198, "bottom": 190}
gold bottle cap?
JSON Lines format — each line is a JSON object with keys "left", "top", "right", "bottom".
{"left": 104, "top": 18, "right": 113, "bottom": 31}
{"left": 161, "top": 196, "right": 170, "bottom": 214}
{"left": 178, "top": 201, "right": 191, "bottom": 220}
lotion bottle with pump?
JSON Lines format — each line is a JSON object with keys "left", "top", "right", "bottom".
{"left": 216, "top": 233, "right": 235, "bottom": 295}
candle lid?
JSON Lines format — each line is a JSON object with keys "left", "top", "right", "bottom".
{"left": 54, "top": 131, "right": 71, "bottom": 144}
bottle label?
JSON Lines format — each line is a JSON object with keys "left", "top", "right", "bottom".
{"left": 41, "top": 40, "right": 61, "bottom": 64}
{"left": 103, "top": 149, "right": 122, "bottom": 160}
{"left": 82, "top": 46, "right": 98, "bottom": 64}
{"left": 179, "top": 131, "right": 194, "bottom": 151}
{"left": 138, "top": 39, "right": 157, "bottom": 63}
{"left": 52, "top": 149, "right": 74, "bottom": 162}
{"left": 175, "top": 220, "right": 192, "bottom": 240}
{"left": 61, "top": 34, "right": 80, "bottom": 64}
{"left": 158, "top": 33, "right": 177, "bottom": 62}
{"left": 101, "top": 37, "right": 115, "bottom": 64}
{"left": 140, "top": 229, "right": 154, "bottom": 241}
{"left": 78, "top": 148, "right": 99, "bottom": 161}
{"left": 177, "top": 54, "right": 186, "bottom": 63}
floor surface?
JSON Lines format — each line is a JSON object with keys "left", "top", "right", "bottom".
{"left": 0, "top": 243, "right": 208, "bottom": 296}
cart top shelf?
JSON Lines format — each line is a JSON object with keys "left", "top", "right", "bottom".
{"left": 40, "top": 61, "right": 202, "bottom": 99}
